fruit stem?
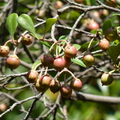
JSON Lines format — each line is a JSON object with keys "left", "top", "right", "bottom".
{"left": 33, "top": 62, "right": 42, "bottom": 71}
{"left": 87, "top": 38, "right": 94, "bottom": 50}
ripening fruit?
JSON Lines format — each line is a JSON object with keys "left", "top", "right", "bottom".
{"left": 35, "top": 9, "right": 45, "bottom": 18}
{"left": 64, "top": 44, "right": 77, "bottom": 58}
{"left": 0, "top": 103, "right": 7, "bottom": 112}
{"left": 39, "top": 75, "right": 52, "bottom": 88}
{"left": 83, "top": 54, "right": 95, "bottom": 67}
{"left": 70, "top": 78, "right": 82, "bottom": 91}
{"left": 21, "top": 34, "right": 34, "bottom": 45}
{"left": 63, "top": 56, "right": 71, "bottom": 68}
{"left": 101, "top": 72, "right": 113, "bottom": 85}
{"left": 98, "top": 39, "right": 110, "bottom": 51}
{"left": 50, "top": 79, "right": 61, "bottom": 93}
{"left": 87, "top": 20, "right": 99, "bottom": 30}
{"left": 60, "top": 85, "right": 72, "bottom": 98}
{"left": 54, "top": 0, "right": 63, "bottom": 9}
{"left": 6, "top": 55, "right": 20, "bottom": 69}
{"left": 26, "top": 70, "right": 38, "bottom": 83}
{"left": 105, "top": 27, "right": 117, "bottom": 41}
{"left": 41, "top": 54, "right": 54, "bottom": 67}
{"left": 0, "top": 45, "right": 10, "bottom": 57}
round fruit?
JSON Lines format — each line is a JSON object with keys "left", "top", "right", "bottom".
{"left": 0, "top": 45, "right": 10, "bottom": 57}
{"left": 105, "top": 27, "right": 117, "bottom": 41}
{"left": 101, "top": 72, "right": 113, "bottom": 85}
{"left": 98, "top": 39, "right": 110, "bottom": 51}
{"left": 0, "top": 103, "right": 7, "bottom": 112}
{"left": 64, "top": 44, "right": 77, "bottom": 58}
{"left": 50, "top": 79, "right": 61, "bottom": 93}
{"left": 87, "top": 21, "right": 99, "bottom": 30}
{"left": 6, "top": 55, "right": 20, "bottom": 69}
{"left": 60, "top": 85, "right": 72, "bottom": 98}
{"left": 21, "top": 34, "right": 33, "bottom": 45}
{"left": 83, "top": 54, "right": 95, "bottom": 67}
{"left": 39, "top": 75, "right": 52, "bottom": 88}
{"left": 41, "top": 54, "right": 54, "bottom": 67}
{"left": 26, "top": 70, "right": 38, "bottom": 83}
{"left": 63, "top": 56, "right": 71, "bottom": 68}
{"left": 54, "top": 1, "right": 63, "bottom": 9}
{"left": 70, "top": 78, "right": 82, "bottom": 91}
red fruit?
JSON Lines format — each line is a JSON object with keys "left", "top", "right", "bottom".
{"left": 98, "top": 39, "right": 110, "bottom": 51}
{"left": 0, "top": 45, "right": 10, "bottom": 57}
{"left": 83, "top": 54, "right": 95, "bottom": 67}
{"left": 54, "top": 1, "right": 63, "bottom": 9}
{"left": 105, "top": 27, "right": 117, "bottom": 41}
{"left": 101, "top": 72, "right": 113, "bottom": 85}
{"left": 63, "top": 56, "right": 71, "bottom": 68}
{"left": 41, "top": 54, "right": 54, "bottom": 67}
{"left": 70, "top": 78, "right": 82, "bottom": 91}
{"left": 6, "top": 55, "right": 20, "bottom": 69}
{"left": 60, "top": 85, "right": 72, "bottom": 98}
{"left": 87, "top": 21, "right": 99, "bottom": 30}
{"left": 39, "top": 75, "right": 52, "bottom": 88}
{"left": 21, "top": 34, "right": 34, "bottom": 45}
{"left": 64, "top": 44, "right": 77, "bottom": 58}
{"left": 26, "top": 70, "right": 38, "bottom": 83}
{"left": 50, "top": 79, "right": 61, "bottom": 93}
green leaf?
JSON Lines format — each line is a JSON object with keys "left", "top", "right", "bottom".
{"left": 40, "top": 41, "right": 51, "bottom": 49}
{"left": 71, "top": 58, "right": 86, "bottom": 68}
{"left": 112, "top": 12, "right": 120, "bottom": 16}
{"left": 6, "top": 13, "right": 18, "bottom": 39}
{"left": 107, "top": 43, "right": 120, "bottom": 63}
{"left": 31, "top": 60, "right": 41, "bottom": 70}
{"left": 102, "top": 19, "right": 112, "bottom": 34}
{"left": 45, "top": 18, "right": 57, "bottom": 33}
{"left": 18, "top": 14, "right": 37, "bottom": 38}
{"left": 73, "top": 44, "right": 81, "bottom": 51}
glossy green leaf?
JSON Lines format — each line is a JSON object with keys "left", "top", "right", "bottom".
{"left": 73, "top": 44, "right": 81, "bottom": 51}
{"left": 40, "top": 41, "right": 51, "bottom": 49}
{"left": 31, "top": 60, "right": 41, "bottom": 70}
{"left": 18, "top": 14, "right": 37, "bottom": 38}
{"left": 6, "top": 13, "right": 18, "bottom": 39}
{"left": 71, "top": 58, "right": 86, "bottom": 68}
{"left": 102, "top": 19, "right": 112, "bottom": 34}
{"left": 108, "top": 43, "right": 120, "bottom": 63}
{"left": 45, "top": 18, "right": 57, "bottom": 33}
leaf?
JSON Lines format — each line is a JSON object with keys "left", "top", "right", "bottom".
{"left": 18, "top": 14, "right": 37, "bottom": 38}
{"left": 40, "top": 41, "right": 51, "bottom": 49}
{"left": 73, "top": 44, "right": 81, "bottom": 51}
{"left": 71, "top": 58, "right": 86, "bottom": 68}
{"left": 31, "top": 60, "right": 41, "bottom": 70}
{"left": 6, "top": 13, "right": 18, "bottom": 39}
{"left": 112, "top": 12, "right": 120, "bottom": 16}
{"left": 107, "top": 43, "right": 120, "bottom": 63}
{"left": 102, "top": 19, "right": 112, "bottom": 34}
{"left": 45, "top": 18, "right": 57, "bottom": 33}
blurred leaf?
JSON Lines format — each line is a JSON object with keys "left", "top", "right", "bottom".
{"left": 102, "top": 19, "right": 112, "bottom": 34}
{"left": 45, "top": 18, "right": 57, "bottom": 33}
{"left": 31, "top": 60, "right": 41, "bottom": 70}
{"left": 58, "top": 35, "right": 67, "bottom": 40}
{"left": 108, "top": 43, "right": 120, "bottom": 63}
{"left": 71, "top": 58, "right": 86, "bottom": 68}
{"left": 112, "top": 12, "right": 120, "bottom": 16}
{"left": 6, "top": 13, "right": 18, "bottom": 39}
{"left": 40, "top": 41, "right": 51, "bottom": 49}
{"left": 18, "top": 14, "right": 38, "bottom": 38}
{"left": 73, "top": 44, "right": 81, "bottom": 51}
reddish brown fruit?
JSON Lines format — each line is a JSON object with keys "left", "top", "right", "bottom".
{"left": 54, "top": 1, "right": 63, "bottom": 9}
{"left": 26, "top": 70, "right": 38, "bottom": 83}
{"left": 70, "top": 78, "right": 82, "bottom": 91}
{"left": 6, "top": 55, "right": 20, "bottom": 69}
{"left": 0, "top": 45, "right": 10, "bottom": 57}
{"left": 21, "top": 34, "right": 34, "bottom": 45}
{"left": 63, "top": 56, "right": 71, "bottom": 68}
{"left": 60, "top": 85, "right": 72, "bottom": 98}
{"left": 50, "top": 79, "right": 61, "bottom": 93}
{"left": 87, "top": 21, "right": 99, "bottom": 30}
{"left": 41, "top": 54, "right": 54, "bottom": 67}
{"left": 83, "top": 54, "right": 95, "bottom": 67}
{"left": 98, "top": 39, "right": 110, "bottom": 51}
{"left": 64, "top": 44, "right": 77, "bottom": 58}
{"left": 0, "top": 103, "right": 7, "bottom": 112}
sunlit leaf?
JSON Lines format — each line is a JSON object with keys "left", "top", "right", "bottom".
{"left": 73, "top": 44, "right": 81, "bottom": 51}
{"left": 31, "top": 60, "right": 41, "bottom": 70}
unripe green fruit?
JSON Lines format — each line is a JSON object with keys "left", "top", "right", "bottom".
{"left": 70, "top": 78, "right": 82, "bottom": 91}
{"left": 0, "top": 45, "right": 10, "bottom": 57}
{"left": 26, "top": 70, "right": 38, "bottom": 83}
{"left": 64, "top": 44, "right": 77, "bottom": 58}
{"left": 60, "top": 85, "right": 72, "bottom": 98}
{"left": 101, "top": 72, "right": 113, "bottom": 85}
{"left": 6, "top": 55, "right": 20, "bottom": 69}
{"left": 50, "top": 79, "right": 61, "bottom": 93}
{"left": 21, "top": 34, "right": 33, "bottom": 45}
{"left": 98, "top": 39, "right": 110, "bottom": 51}
{"left": 83, "top": 54, "right": 95, "bottom": 67}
